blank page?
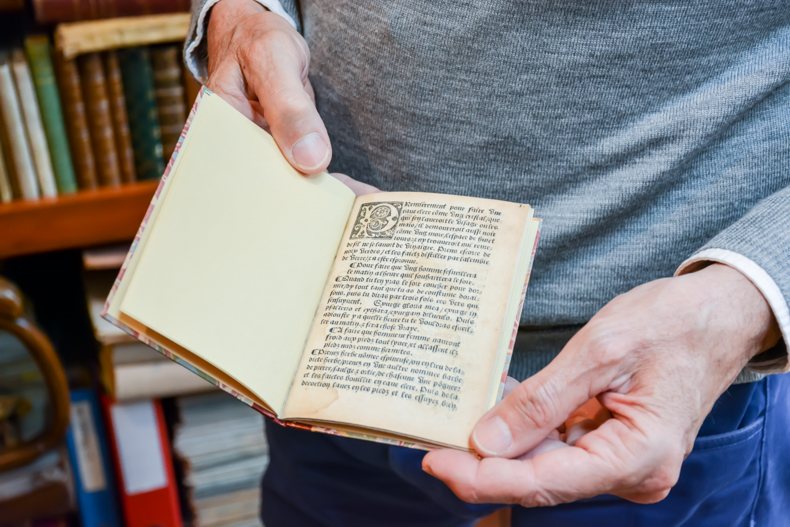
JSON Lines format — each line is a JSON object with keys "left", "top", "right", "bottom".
{"left": 119, "top": 91, "right": 354, "bottom": 414}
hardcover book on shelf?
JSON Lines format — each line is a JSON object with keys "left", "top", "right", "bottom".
{"left": 104, "top": 89, "right": 541, "bottom": 451}
{"left": 101, "top": 396, "right": 183, "bottom": 527}
{"left": 24, "top": 35, "right": 79, "bottom": 195}
{"left": 117, "top": 47, "right": 164, "bottom": 181}
{"left": 0, "top": 55, "right": 40, "bottom": 200}
{"left": 34, "top": 0, "right": 190, "bottom": 24}
{"left": 79, "top": 53, "right": 122, "bottom": 187}
{"left": 65, "top": 388, "right": 123, "bottom": 527}
{"left": 55, "top": 55, "right": 98, "bottom": 189}
{"left": 104, "top": 51, "right": 136, "bottom": 183}
{"left": 10, "top": 49, "right": 58, "bottom": 198}
{"left": 150, "top": 45, "right": 187, "bottom": 160}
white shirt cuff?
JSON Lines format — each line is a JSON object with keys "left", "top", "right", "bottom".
{"left": 185, "top": 0, "right": 296, "bottom": 82}
{"left": 676, "top": 248, "right": 790, "bottom": 372}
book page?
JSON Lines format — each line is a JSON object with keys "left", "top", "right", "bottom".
{"left": 283, "top": 192, "right": 534, "bottom": 448}
{"left": 117, "top": 91, "right": 355, "bottom": 415}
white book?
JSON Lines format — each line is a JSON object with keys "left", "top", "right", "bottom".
{"left": 11, "top": 50, "right": 57, "bottom": 198}
{"left": 0, "top": 58, "right": 39, "bottom": 200}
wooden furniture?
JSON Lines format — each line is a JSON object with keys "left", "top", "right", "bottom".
{"left": 0, "top": 180, "right": 156, "bottom": 260}
{"left": 0, "top": 277, "right": 70, "bottom": 471}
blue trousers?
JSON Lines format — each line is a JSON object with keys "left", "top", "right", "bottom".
{"left": 260, "top": 374, "right": 790, "bottom": 526}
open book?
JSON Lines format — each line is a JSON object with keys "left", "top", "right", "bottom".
{"left": 104, "top": 89, "right": 541, "bottom": 450}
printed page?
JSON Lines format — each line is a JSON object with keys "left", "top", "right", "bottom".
{"left": 117, "top": 91, "right": 355, "bottom": 415}
{"left": 283, "top": 192, "right": 533, "bottom": 448}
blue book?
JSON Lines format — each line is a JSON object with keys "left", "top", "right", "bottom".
{"left": 65, "top": 388, "right": 122, "bottom": 527}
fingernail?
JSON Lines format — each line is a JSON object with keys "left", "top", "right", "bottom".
{"left": 291, "top": 132, "right": 328, "bottom": 171}
{"left": 422, "top": 458, "right": 434, "bottom": 475}
{"left": 472, "top": 416, "right": 512, "bottom": 456}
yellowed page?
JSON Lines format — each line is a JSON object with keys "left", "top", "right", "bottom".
{"left": 118, "top": 91, "right": 355, "bottom": 415}
{"left": 283, "top": 192, "right": 534, "bottom": 448}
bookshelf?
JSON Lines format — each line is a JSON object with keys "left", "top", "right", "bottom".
{"left": 0, "top": 180, "right": 156, "bottom": 258}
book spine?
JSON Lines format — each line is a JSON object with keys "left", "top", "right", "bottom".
{"left": 118, "top": 48, "right": 164, "bottom": 181}
{"left": 150, "top": 45, "right": 187, "bottom": 161}
{"left": 0, "top": 59, "right": 40, "bottom": 200}
{"left": 24, "top": 35, "right": 78, "bottom": 195}
{"left": 104, "top": 51, "right": 136, "bottom": 183}
{"left": 101, "top": 397, "right": 183, "bottom": 527}
{"left": 55, "top": 56, "right": 98, "bottom": 190}
{"left": 0, "top": 140, "right": 12, "bottom": 202}
{"left": 79, "top": 53, "right": 122, "bottom": 187}
{"left": 33, "top": 0, "right": 190, "bottom": 24}
{"left": 11, "top": 49, "right": 58, "bottom": 198}
{"left": 66, "top": 389, "right": 123, "bottom": 527}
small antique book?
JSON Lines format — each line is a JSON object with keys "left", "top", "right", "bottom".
{"left": 105, "top": 89, "right": 541, "bottom": 450}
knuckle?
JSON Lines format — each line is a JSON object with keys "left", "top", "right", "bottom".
{"left": 453, "top": 482, "right": 482, "bottom": 504}
{"left": 510, "top": 382, "right": 560, "bottom": 430}
{"left": 518, "top": 488, "right": 558, "bottom": 508}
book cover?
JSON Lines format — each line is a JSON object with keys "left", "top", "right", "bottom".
{"left": 79, "top": 53, "right": 122, "bottom": 187}
{"left": 34, "top": 0, "right": 190, "bottom": 24}
{"left": 101, "top": 397, "right": 183, "bottom": 527}
{"left": 23, "top": 35, "right": 78, "bottom": 195}
{"left": 150, "top": 45, "right": 186, "bottom": 160}
{"left": 117, "top": 47, "right": 164, "bottom": 181}
{"left": 65, "top": 388, "right": 123, "bottom": 527}
{"left": 0, "top": 56, "right": 40, "bottom": 200}
{"left": 55, "top": 55, "right": 98, "bottom": 190}
{"left": 104, "top": 51, "right": 136, "bottom": 183}
{"left": 103, "top": 89, "right": 542, "bottom": 451}
{"left": 10, "top": 49, "right": 58, "bottom": 199}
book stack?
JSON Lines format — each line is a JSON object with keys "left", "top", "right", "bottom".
{"left": 174, "top": 393, "right": 269, "bottom": 527}
{"left": 0, "top": 12, "right": 199, "bottom": 204}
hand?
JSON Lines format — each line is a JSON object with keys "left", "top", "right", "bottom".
{"left": 206, "top": 0, "right": 330, "bottom": 174}
{"left": 423, "top": 264, "right": 780, "bottom": 506}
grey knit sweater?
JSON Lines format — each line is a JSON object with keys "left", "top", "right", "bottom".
{"left": 187, "top": 1, "right": 790, "bottom": 381}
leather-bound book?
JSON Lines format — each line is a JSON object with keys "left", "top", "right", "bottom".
{"left": 150, "top": 45, "right": 186, "bottom": 160}
{"left": 104, "top": 51, "right": 136, "bottom": 183}
{"left": 117, "top": 47, "right": 163, "bottom": 181}
{"left": 24, "top": 36, "right": 78, "bottom": 194}
{"left": 33, "top": 0, "right": 190, "bottom": 24}
{"left": 55, "top": 56, "right": 97, "bottom": 190}
{"left": 78, "top": 53, "right": 122, "bottom": 187}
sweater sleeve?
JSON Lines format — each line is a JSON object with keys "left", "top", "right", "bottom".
{"left": 184, "top": 0, "right": 300, "bottom": 82}
{"left": 676, "top": 185, "right": 790, "bottom": 375}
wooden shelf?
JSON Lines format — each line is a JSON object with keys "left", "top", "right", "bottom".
{"left": 0, "top": 181, "right": 157, "bottom": 259}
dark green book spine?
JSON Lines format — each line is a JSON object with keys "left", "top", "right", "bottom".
{"left": 117, "top": 47, "right": 164, "bottom": 181}
{"left": 23, "top": 35, "right": 78, "bottom": 194}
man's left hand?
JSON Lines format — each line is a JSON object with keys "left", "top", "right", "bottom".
{"left": 423, "top": 264, "right": 780, "bottom": 506}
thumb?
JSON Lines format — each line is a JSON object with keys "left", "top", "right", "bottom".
{"left": 239, "top": 31, "right": 330, "bottom": 174}
{"left": 472, "top": 348, "right": 610, "bottom": 458}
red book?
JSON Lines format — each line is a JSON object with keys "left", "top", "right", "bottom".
{"left": 101, "top": 396, "right": 182, "bottom": 527}
{"left": 33, "top": 0, "right": 190, "bottom": 24}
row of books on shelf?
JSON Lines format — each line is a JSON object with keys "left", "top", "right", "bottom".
{"left": 0, "top": 34, "right": 199, "bottom": 204}
{"left": 1, "top": 247, "right": 268, "bottom": 527}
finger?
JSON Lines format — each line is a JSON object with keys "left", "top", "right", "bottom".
{"left": 502, "top": 376, "right": 520, "bottom": 397}
{"left": 331, "top": 173, "right": 379, "bottom": 196}
{"left": 206, "top": 61, "right": 258, "bottom": 121}
{"left": 427, "top": 418, "right": 675, "bottom": 507}
{"left": 471, "top": 331, "right": 623, "bottom": 458}
{"left": 239, "top": 31, "right": 331, "bottom": 174}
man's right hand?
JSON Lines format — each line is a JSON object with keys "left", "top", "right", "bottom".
{"left": 206, "top": 0, "right": 331, "bottom": 174}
